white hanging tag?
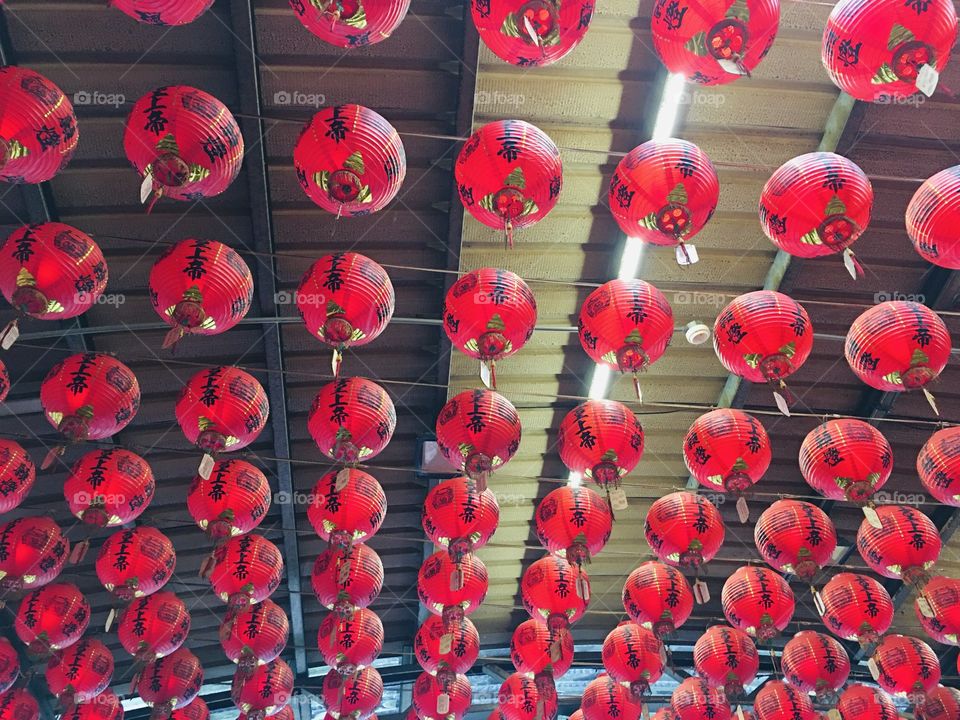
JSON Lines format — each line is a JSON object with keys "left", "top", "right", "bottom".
{"left": 0, "top": 321, "right": 18, "bottom": 350}
{"left": 676, "top": 243, "right": 699, "bottom": 266}
{"left": 917, "top": 596, "right": 935, "bottom": 619}
{"left": 642, "top": 705, "right": 650, "bottom": 720}
{"left": 773, "top": 391, "right": 791, "bottom": 417}
{"left": 917, "top": 64, "right": 940, "bottom": 97}
{"left": 813, "top": 590, "right": 826, "bottom": 617}
{"left": 479, "top": 361, "right": 493, "bottom": 390}
{"left": 522, "top": 15, "right": 540, "bottom": 45}
{"left": 439, "top": 632, "right": 453, "bottom": 655}
{"left": 862, "top": 505, "right": 882, "bottom": 530}
{"left": 198, "top": 453, "right": 215, "bottom": 480}
{"left": 535, "top": 700, "right": 544, "bottom": 720}
{"left": 827, "top": 710, "right": 842, "bottom": 720}
{"left": 843, "top": 248, "right": 858, "bottom": 279}
{"left": 550, "top": 638, "right": 562, "bottom": 663}
{"left": 576, "top": 574, "right": 590, "bottom": 601}
{"left": 659, "top": 644, "right": 668, "bottom": 665}
{"left": 736, "top": 706, "right": 745, "bottom": 720}
{"left": 694, "top": 579, "right": 710, "bottom": 605}
{"left": 105, "top": 607, "right": 117, "bottom": 632}
{"left": 328, "top": 622, "right": 338, "bottom": 648}
{"left": 923, "top": 387, "right": 940, "bottom": 416}
{"left": 338, "top": 559, "right": 352, "bottom": 585}
{"left": 437, "top": 694, "right": 450, "bottom": 716}
{"left": 830, "top": 545, "right": 847, "bottom": 563}
{"left": 450, "top": 567, "right": 464, "bottom": 591}
{"left": 736, "top": 496, "right": 749, "bottom": 524}
{"left": 335, "top": 468, "right": 351, "bottom": 491}
{"left": 140, "top": 172, "right": 154, "bottom": 204}
{"left": 717, "top": 58, "right": 746, "bottom": 75}
{"left": 867, "top": 657, "right": 880, "bottom": 681}
{"left": 609, "top": 486, "right": 629, "bottom": 511}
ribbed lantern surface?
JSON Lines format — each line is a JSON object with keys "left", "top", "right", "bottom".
{"left": 721, "top": 565, "right": 795, "bottom": 640}
{"left": 470, "top": 0, "right": 594, "bottom": 67}
{"left": 671, "top": 677, "right": 730, "bottom": 720}
{"left": 64, "top": 448, "right": 155, "bottom": 527}
{"left": 187, "top": 459, "right": 271, "bottom": 538}
{"left": 535, "top": 485, "right": 612, "bottom": 564}
{"left": 781, "top": 630, "right": 850, "bottom": 698}
{"left": 435, "top": 388, "right": 521, "bottom": 480}
{"left": 918, "top": 425, "right": 960, "bottom": 506}
{"left": 289, "top": 0, "right": 410, "bottom": 47}
{"left": 754, "top": 499, "right": 836, "bottom": 581}
{"left": 819, "top": 572, "right": 894, "bottom": 642}
{"left": 422, "top": 477, "right": 500, "bottom": 559}
{"left": 645, "top": 491, "right": 725, "bottom": 568}
{"left": 118, "top": 591, "right": 191, "bottom": 661}
{"left": 95, "top": 526, "right": 175, "bottom": 600}
{"left": 220, "top": 597, "right": 289, "bottom": 668}
{"left": 520, "top": 555, "right": 589, "bottom": 630}
{"left": 0, "top": 439, "right": 34, "bottom": 513}
{"left": 0, "top": 516, "right": 68, "bottom": 591}
{"left": 111, "top": 0, "right": 214, "bottom": 25}
{"left": 838, "top": 684, "right": 898, "bottom": 720}
{"left": 683, "top": 408, "right": 770, "bottom": 492}
{"left": 135, "top": 647, "right": 204, "bottom": 717}
{"left": 799, "top": 419, "right": 893, "bottom": 503}
{"left": 856, "top": 504, "right": 941, "bottom": 583}
{"left": 209, "top": 534, "right": 283, "bottom": 608}
{"left": 754, "top": 681, "right": 816, "bottom": 720}
{"left": 415, "top": 614, "right": 478, "bottom": 675}
{"left": 907, "top": 165, "right": 960, "bottom": 268}
{"left": 603, "top": 621, "right": 666, "bottom": 695}
{"left": 693, "top": 625, "right": 759, "bottom": 697}
{"left": 916, "top": 574, "right": 960, "bottom": 644}
{"left": 872, "top": 634, "right": 941, "bottom": 700}
{"left": 45, "top": 638, "right": 114, "bottom": 703}
{"left": 622, "top": 560, "right": 694, "bottom": 636}
{"left": 176, "top": 366, "right": 269, "bottom": 454}
{"left": 312, "top": 544, "right": 384, "bottom": 616}
{"left": 319, "top": 606, "right": 383, "bottom": 671}
{"left": 14, "top": 582, "right": 89, "bottom": 653}
{"left": 558, "top": 399, "right": 644, "bottom": 488}
{"left": 308, "top": 377, "right": 396, "bottom": 463}
{"left": 308, "top": 467, "right": 386, "bottom": 546}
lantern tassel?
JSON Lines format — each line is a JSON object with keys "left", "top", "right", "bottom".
{"left": 162, "top": 325, "right": 186, "bottom": 351}
{"left": 771, "top": 379, "right": 794, "bottom": 417}
{"left": 68, "top": 539, "right": 90, "bottom": 565}
{"left": 332, "top": 347, "right": 344, "bottom": 379}
{"left": 336, "top": 203, "right": 343, "bottom": 221}
{"left": 923, "top": 387, "right": 940, "bottom": 416}
{"left": 678, "top": 240, "right": 692, "bottom": 267}
{"left": 199, "top": 551, "right": 216, "bottom": 580}
{"left": 40, "top": 445, "right": 65, "bottom": 471}
{"left": 145, "top": 188, "right": 163, "bottom": 215}
{"left": 504, "top": 219, "right": 514, "bottom": 249}
{"left": 843, "top": 248, "right": 864, "bottom": 279}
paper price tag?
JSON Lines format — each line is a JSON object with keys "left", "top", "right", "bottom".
{"left": 439, "top": 632, "right": 453, "bottom": 655}
{"left": 450, "top": 567, "right": 464, "bottom": 591}
{"left": 736, "top": 496, "right": 750, "bottom": 524}
{"left": 773, "top": 391, "right": 791, "bottom": 417}
{"left": 694, "top": 580, "right": 710, "bottom": 605}
{"left": 917, "top": 596, "right": 935, "bottom": 619}
{"left": 0, "top": 321, "right": 18, "bottom": 350}
{"left": 480, "top": 361, "right": 492, "bottom": 389}
{"left": 335, "top": 468, "right": 351, "bottom": 491}
{"left": 843, "top": 248, "right": 858, "bottom": 279}
{"left": 862, "top": 505, "right": 882, "bottom": 529}
{"left": 813, "top": 590, "right": 826, "bottom": 617}
{"left": 105, "top": 607, "right": 117, "bottom": 632}
{"left": 338, "top": 559, "right": 353, "bottom": 585}
{"left": 917, "top": 64, "right": 940, "bottom": 97}
{"left": 198, "top": 453, "right": 215, "bottom": 480}
{"left": 140, "top": 172, "right": 154, "bottom": 204}
{"left": 609, "top": 487, "right": 629, "bottom": 511}
{"left": 923, "top": 387, "right": 940, "bottom": 416}
{"left": 576, "top": 575, "right": 590, "bottom": 602}
{"left": 867, "top": 657, "right": 880, "bottom": 681}
{"left": 437, "top": 694, "right": 450, "bottom": 716}
{"left": 736, "top": 706, "right": 745, "bottom": 720}
{"left": 676, "top": 243, "right": 699, "bottom": 265}
{"left": 717, "top": 58, "right": 746, "bottom": 75}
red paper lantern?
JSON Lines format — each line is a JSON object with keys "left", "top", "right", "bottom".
{"left": 693, "top": 625, "right": 759, "bottom": 698}
{"left": 117, "top": 591, "right": 191, "bottom": 661}
{"left": 176, "top": 366, "right": 269, "bottom": 458}
{"left": 61, "top": 690, "right": 124, "bottom": 720}
{"left": 418, "top": 551, "right": 488, "bottom": 626}
{"left": 0, "top": 223, "right": 106, "bottom": 324}
{"left": 838, "top": 684, "right": 898, "bottom": 720}
{"left": 872, "top": 634, "right": 940, "bottom": 702}
{"left": 111, "top": 0, "right": 213, "bottom": 25}
{"left": 0, "top": 640, "right": 17, "bottom": 695}
{"left": 609, "top": 139, "right": 719, "bottom": 261}
{"left": 149, "top": 238, "right": 253, "bottom": 348}
{"left": 651, "top": 0, "right": 780, "bottom": 85}
{"left": 209, "top": 534, "right": 283, "bottom": 608}
{"left": 509, "top": 618, "right": 573, "bottom": 679}
{"left": 124, "top": 86, "right": 243, "bottom": 205}
{"left": 671, "top": 677, "right": 730, "bottom": 720}
{"left": 294, "top": 106, "right": 405, "bottom": 217}
{"left": 170, "top": 699, "right": 209, "bottom": 720}
{"left": 0, "top": 689, "right": 39, "bottom": 720}
{"left": 602, "top": 622, "right": 665, "bottom": 696}
{"left": 535, "top": 485, "right": 612, "bottom": 564}
{"left": 46, "top": 638, "right": 114, "bottom": 704}
{"left": 721, "top": 566, "right": 795, "bottom": 640}
{"left": 187, "top": 459, "right": 271, "bottom": 539}
{"left": 14, "top": 582, "right": 89, "bottom": 654}
{"left": 622, "top": 560, "right": 694, "bottom": 636}
{"left": 0, "top": 359, "right": 8, "bottom": 403}
{"left": 308, "top": 377, "right": 396, "bottom": 463}
{"left": 0, "top": 439, "right": 35, "bottom": 513}
{"left": 819, "top": 572, "right": 894, "bottom": 644}
{"left": 759, "top": 152, "right": 873, "bottom": 274}
{"left": 919, "top": 686, "right": 960, "bottom": 720}
{"left": 221, "top": 598, "right": 290, "bottom": 669}
{"left": 422, "top": 477, "right": 500, "bottom": 560}
{"left": 0, "top": 516, "right": 68, "bottom": 591}
{"left": 754, "top": 499, "right": 837, "bottom": 582}
{"left": 413, "top": 671, "right": 471, "bottom": 720}
{"left": 319, "top": 608, "right": 384, "bottom": 672}
{"left": 64, "top": 448, "right": 155, "bottom": 527}
{"left": 644, "top": 491, "right": 725, "bottom": 569}
{"left": 96, "top": 526, "right": 175, "bottom": 600}
{"left": 415, "top": 614, "right": 479, "bottom": 678}
{"left": 0, "top": 67, "right": 78, "bottom": 183}
{"left": 907, "top": 165, "right": 960, "bottom": 269}
{"left": 40, "top": 353, "right": 140, "bottom": 444}
{"left": 845, "top": 301, "right": 951, "bottom": 394}
{"left": 584, "top": 675, "right": 644, "bottom": 720}
{"left": 435, "top": 389, "right": 521, "bottom": 485}
{"left": 916, "top": 575, "right": 960, "bottom": 644}
{"left": 308, "top": 468, "right": 386, "bottom": 547}
{"left": 857, "top": 504, "right": 941, "bottom": 584}
{"left": 557, "top": 399, "right": 644, "bottom": 489}
{"left": 323, "top": 666, "right": 383, "bottom": 720}
{"left": 781, "top": 631, "right": 851, "bottom": 701}
{"left": 754, "top": 681, "right": 816, "bottom": 720}
{"left": 312, "top": 544, "right": 384, "bottom": 616}
{"left": 823, "top": 0, "right": 957, "bottom": 102}
{"left": 520, "top": 555, "right": 588, "bottom": 631}
{"left": 136, "top": 647, "right": 204, "bottom": 719}
{"left": 919, "top": 425, "right": 960, "bottom": 506}
{"left": 455, "top": 120, "right": 562, "bottom": 245}
{"left": 231, "top": 659, "right": 294, "bottom": 720}
{"left": 799, "top": 419, "right": 892, "bottom": 503}
{"left": 498, "top": 673, "right": 549, "bottom": 720}
{"left": 683, "top": 408, "right": 770, "bottom": 492}
{"left": 471, "top": 0, "right": 593, "bottom": 67}
{"left": 289, "top": 0, "right": 410, "bottom": 47}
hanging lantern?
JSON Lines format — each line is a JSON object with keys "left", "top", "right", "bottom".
{"left": 117, "top": 591, "right": 191, "bottom": 662}
{"left": 0, "top": 438, "right": 34, "bottom": 514}
{"left": 693, "top": 625, "right": 759, "bottom": 698}
{"left": 308, "top": 377, "right": 396, "bottom": 463}
{"left": 0, "top": 67, "right": 78, "bottom": 184}
{"left": 916, "top": 575, "right": 960, "bottom": 645}
{"left": 415, "top": 614, "right": 479, "bottom": 679}
{"left": 308, "top": 467, "right": 386, "bottom": 547}
{"left": 322, "top": 666, "right": 383, "bottom": 720}
{"left": 759, "top": 152, "right": 873, "bottom": 277}
{"left": 170, "top": 699, "right": 208, "bottom": 720}
{"left": 856, "top": 504, "right": 941, "bottom": 585}
{"left": 602, "top": 622, "right": 665, "bottom": 697}
{"left": 683, "top": 408, "right": 770, "bottom": 494}
{"left": 721, "top": 566, "right": 795, "bottom": 640}
{"left": 435, "top": 388, "right": 521, "bottom": 489}
{"left": 509, "top": 618, "right": 573, "bottom": 682}
{"left": 61, "top": 690, "right": 124, "bottom": 720}
{"left": 671, "top": 677, "right": 730, "bottom": 720}
{"left": 312, "top": 543, "right": 384, "bottom": 617}
{"left": 422, "top": 477, "right": 500, "bottom": 561}
{"left": 187, "top": 458, "right": 271, "bottom": 539}
{"left": 907, "top": 165, "right": 960, "bottom": 269}
{"left": 64, "top": 448, "right": 155, "bottom": 527}
{"left": 822, "top": 0, "right": 957, "bottom": 102}
{"left": 754, "top": 499, "right": 837, "bottom": 583}
{"left": 609, "top": 139, "right": 719, "bottom": 264}
{"left": 781, "top": 631, "right": 851, "bottom": 702}
{"left": 557, "top": 399, "right": 644, "bottom": 490}
{"left": 919, "top": 686, "right": 960, "bottom": 720}
{"left": 845, "top": 302, "right": 951, "bottom": 412}
{"left": 0, "top": 689, "right": 38, "bottom": 720}
{"left": 837, "top": 684, "right": 898, "bottom": 720}
{"left": 578, "top": 279, "right": 674, "bottom": 399}
{"left": 0, "top": 640, "right": 16, "bottom": 695}
{"left": 0, "top": 359, "right": 7, "bottom": 403}
{"left": 872, "top": 634, "right": 940, "bottom": 703}
{"left": 418, "top": 551, "right": 488, "bottom": 627}
{"left": 319, "top": 608, "right": 384, "bottom": 673}
{"left": 111, "top": 0, "right": 213, "bottom": 24}
{"left": 455, "top": 119, "right": 562, "bottom": 247}
{"left": 471, "top": 0, "right": 593, "bottom": 67}
{"left": 622, "top": 561, "right": 694, "bottom": 636}
{"left": 413, "top": 671, "right": 471, "bottom": 720}
{"left": 136, "top": 647, "right": 204, "bottom": 720}
{"left": 96, "top": 527, "right": 175, "bottom": 600}
{"left": 209, "top": 534, "right": 283, "bottom": 608}
{"left": 917, "top": 426, "right": 960, "bottom": 506}
{"left": 799, "top": 419, "right": 893, "bottom": 504}
{"left": 714, "top": 291, "right": 813, "bottom": 412}
{"left": 0, "top": 516, "right": 68, "bottom": 591}
{"left": 520, "top": 555, "right": 589, "bottom": 631}
{"left": 443, "top": 267, "right": 537, "bottom": 386}
{"left": 231, "top": 659, "right": 294, "bottom": 720}
{"left": 124, "top": 86, "right": 243, "bottom": 208}
{"left": 45, "top": 638, "right": 114, "bottom": 704}
{"left": 819, "top": 572, "right": 894, "bottom": 645}
{"left": 498, "top": 673, "right": 549, "bottom": 720}
{"left": 288, "top": 0, "right": 410, "bottom": 47}
{"left": 535, "top": 485, "right": 612, "bottom": 565}
{"left": 221, "top": 598, "right": 289, "bottom": 670}
{"left": 149, "top": 238, "right": 253, "bottom": 349}
{"left": 584, "top": 675, "right": 644, "bottom": 720}
{"left": 14, "top": 581, "right": 89, "bottom": 654}
{"left": 644, "top": 491, "right": 725, "bottom": 570}
{"left": 754, "top": 681, "right": 816, "bottom": 720}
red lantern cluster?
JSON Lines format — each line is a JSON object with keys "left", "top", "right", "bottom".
{"left": 671, "top": 677, "right": 730, "bottom": 720}
{"left": 535, "top": 485, "right": 612, "bottom": 565}
{"left": 0, "top": 689, "right": 38, "bottom": 720}
{"left": 755, "top": 680, "right": 816, "bottom": 720}
{"left": 799, "top": 419, "right": 892, "bottom": 503}
{"left": 918, "top": 426, "right": 960, "bottom": 506}
{"left": 602, "top": 621, "right": 665, "bottom": 696}
{"left": 872, "top": 634, "right": 940, "bottom": 702}
{"left": 0, "top": 516, "right": 68, "bottom": 591}
{"left": 838, "top": 684, "right": 898, "bottom": 720}
{"left": 693, "top": 625, "right": 759, "bottom": 697}
{"left": 916, "top": 574, "right": 960, "bottom": 644}
{"left": 683, "top": 408, "right": 770, "bottom": 492}
{"left": 557, "top": 399, "right": 644, "bottom": 489}
{"left": 0, "top": 439, "right": 34, "bottom": 513}
{"left": 14, "top": 581, "right": 90, "bottom": 654}
{"left": 312, "top": 543, "right": 384, "bottom": 617}
{"left": 645, "top": 491, "right": 725, "bottom": 569}
{"left": 289, "top": 0, "right": 411, "bottom": 48}
{"left": 308, "top": 377, "right": 396, "bottom": 463}
{"left": 819, "top": 572, "right": 894, "bottom": 644}
{"left": 622, "top": 560, "right": 694, "bottom": 637}
{"left": 418, "top": 550, "right": 488, "bottom": 627}
{"left": 209, "top": 534, "right": 283, "bottom": 608}
{"left": 187, "top": 459, "right": 271, "bottom": 538}
{"left": 323, "top": 666, "right": 383, "bottom": 720}
{"left": 584, "top": 674, "right": 643, "bottom": 720}
{"left": 118, "top": 591, "right": 191, "bottom": 661}
{"left": 309, "top": 467, "right": 386, "bottom": 547}
{"left": 435, "top": 388, "right": 521, "bottom": 485}
{"left": 781, "top": 630, "right": 851, "bottom": 701}
{"left": 320, "top": 607, "right": 384, "bottom": 673}
{"left": 907, "top": 165, "right": 960, "bottom": 269}
{"left": 754, "top": 499, "right": 837, "bottom": 582}
{"left": 471, "top": 0, "right": 593, "bottom": 67}
{"left": 95, "top": 526, "right": 175, "bottom": 600}
{"left": 135, "top": 647, "right": 204, "bottom": 719}
{"left": 520, "top": 555, "right": 588, "bottom": 631}
{"left": 721, "top": 565, "right": 795, "bottom": 640}
{"left": 64, "top": 448, "right": 155, "bottom": 527}
{"left": 221, "top": 598, "right": 290, "bottom": 670}
{"left": 422, "top": 477, "right": 500, "bottom": 560}
{"left": 45, "top": 638, "right": 114, "bottom": 704}
{"left": 231, "top": 658, "right": 294, "bottom": 720}
{"left": 857, "top": 504, "right": 941, "bottom": 584}
{"left": 111, "top": 0, "right": 214, "bottom": 25}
